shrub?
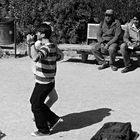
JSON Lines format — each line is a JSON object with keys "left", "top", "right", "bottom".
{"left": 0, "top": 0, "right": 140, "bottom": 44}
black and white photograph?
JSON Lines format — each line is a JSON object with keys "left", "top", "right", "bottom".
{"left": 0, "top": 0, "right": 140, "bottom": 139}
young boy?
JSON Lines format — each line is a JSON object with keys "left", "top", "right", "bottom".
{"left": 30, "top": 40, "right": 59, "bottom": 109}
{"left": 27, "top": 23, "right": 63, "bottom": 136}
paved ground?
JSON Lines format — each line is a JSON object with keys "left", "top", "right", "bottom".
{"left": 0, "top": 55, "right": 140, "bottom": 140}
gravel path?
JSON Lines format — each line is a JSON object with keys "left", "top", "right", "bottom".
{"left": 0, "top": 56, "right": 140, "bottom": 140}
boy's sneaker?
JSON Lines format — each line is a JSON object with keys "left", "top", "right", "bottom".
{"left": 31, "top": 130, "right": 50, "bottom": 137}
{"left": 49, "top": 117, "right": 63, "bottom": 131}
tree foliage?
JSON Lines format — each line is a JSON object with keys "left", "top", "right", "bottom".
{"left": 0, "top": 0, "right": 140, "bottom": 43}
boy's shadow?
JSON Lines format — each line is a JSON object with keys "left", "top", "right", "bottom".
{"left": 51, "top": 108, "right": 112, "bottom": 134}
{"left": 0, "top": 131, "right": 6, "bottom": 140}
{"left": 64, "top": 58, "right": 97, "bottom": 65}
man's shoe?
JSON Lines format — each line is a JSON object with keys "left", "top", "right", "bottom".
{"left": 49, "top": 117, "right": 63, "bottom": 131}
{"left": 31, "top": 130, "right": 50, "bottom": 137}
{"left": 98, "top": 62, "right": 109, "bottom": 70}
{"left": 121, "top": 67, "right": 132, "bottom": 73}
{"left": 110, "top": 65, "right": 118, "bottom": 71}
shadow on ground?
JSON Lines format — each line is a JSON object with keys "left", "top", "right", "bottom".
{"left": 64, "top": 58, "right": 139, "bottom": 72}
{"left": 116, "top": 59, "right": 139, "bottom": 72}
{"left": 0, "top": 130, "right": 6, "bottom": 140}
{"left": 63, "top": 58, "right": 97, "bottom": 65}
{"left": 51, "top": 108, "right": 112, "bottom": 134}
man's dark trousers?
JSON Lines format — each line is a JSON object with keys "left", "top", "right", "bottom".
{"left": 91, "top": 42, "right": 118, "bottom": 65}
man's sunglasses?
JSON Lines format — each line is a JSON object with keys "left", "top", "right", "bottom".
{"left": 105, "top": 14, "right": 112, "bottom": 17}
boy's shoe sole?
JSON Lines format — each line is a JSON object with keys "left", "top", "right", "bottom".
{"left": 50, "top": 118, "right": 63, "bottom": 131}
{"left": 31, "top": 130, "right": 50, "bottom": 137}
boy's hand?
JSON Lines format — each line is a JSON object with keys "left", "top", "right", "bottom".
{"left": 26, "top": 34, "right": 34, "bottom": 44}
{"left": 35, "top": 40, "right": 42, "bottom": 50}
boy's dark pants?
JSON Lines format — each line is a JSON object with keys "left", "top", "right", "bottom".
{"left": 30, "top": 82, "right": 58, "bottom": 133}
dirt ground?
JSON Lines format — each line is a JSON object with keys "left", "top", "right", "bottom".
{"left": 0, "top": 54, "right": 140, "bottom": 140}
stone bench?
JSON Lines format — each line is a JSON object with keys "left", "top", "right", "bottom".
{"left": 58, "top": 24, "right": 140, "bottom": 65}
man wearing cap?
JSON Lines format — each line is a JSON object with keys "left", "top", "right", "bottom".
{"left": 91, "top": 9, "right": 121, "bottom": 71}
{"left": 120, "top": 12, "right": 140, "bottom": 73}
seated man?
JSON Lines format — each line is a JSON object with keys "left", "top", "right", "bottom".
{"left": 120, "top": 13, "right": 140, "bottom": 73}
{"left": 91, "top": 9, "right": 121, "bottom": 71}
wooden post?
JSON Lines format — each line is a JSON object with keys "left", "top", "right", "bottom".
{"left": 14, "top": 20, "right": 16, "bottom": 58}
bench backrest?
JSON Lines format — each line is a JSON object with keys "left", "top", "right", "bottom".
{"left": 87, "top": 23, "right": 126, "bottom": 41}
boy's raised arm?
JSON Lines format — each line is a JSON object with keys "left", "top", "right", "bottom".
{"left": 26, "top": 34, "right": 43, "bottom": 62}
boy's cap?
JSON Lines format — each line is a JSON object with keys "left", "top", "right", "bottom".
{"left": 105, "top": 9, "right": 114, "bottom": 15}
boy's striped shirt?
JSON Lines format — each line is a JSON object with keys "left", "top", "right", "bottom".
{"left": 35, "top": 43, "right": 57, "bottom": 84}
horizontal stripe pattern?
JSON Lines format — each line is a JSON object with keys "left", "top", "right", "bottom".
{"left": 36, "top": 62, "right": 56, "bottom": 70}
{"left": 35, "top": 76, "right": 55, "bottom": 84}
{"left": 34, "top": 43, "right": 57, "bottom": 84}
{"left": 38, "top": 59, "right": 56, "bottom": 65}
{"left": 36, "top": 68, "right": 56, "bottom": 75}
{"left": 40, "top": 47, "right": 49, "bottom": 57}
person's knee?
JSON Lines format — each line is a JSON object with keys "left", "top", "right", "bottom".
{"left": 120, "top": 43, "right": 127, "bottom": 54}
{"left": 108, "top": 44, "right": 117, "bottom": 54}
{"left": 48, "top": 89, "right": 58, "bottom": 102}
{"left": 45, "top": 89, "right": 58, "bottom": 108}
{"left": 51, "top": 93, "right": 58, "bottom": 102}
{"left": 31, "top": 104, "right": 41, "bottom": 113}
